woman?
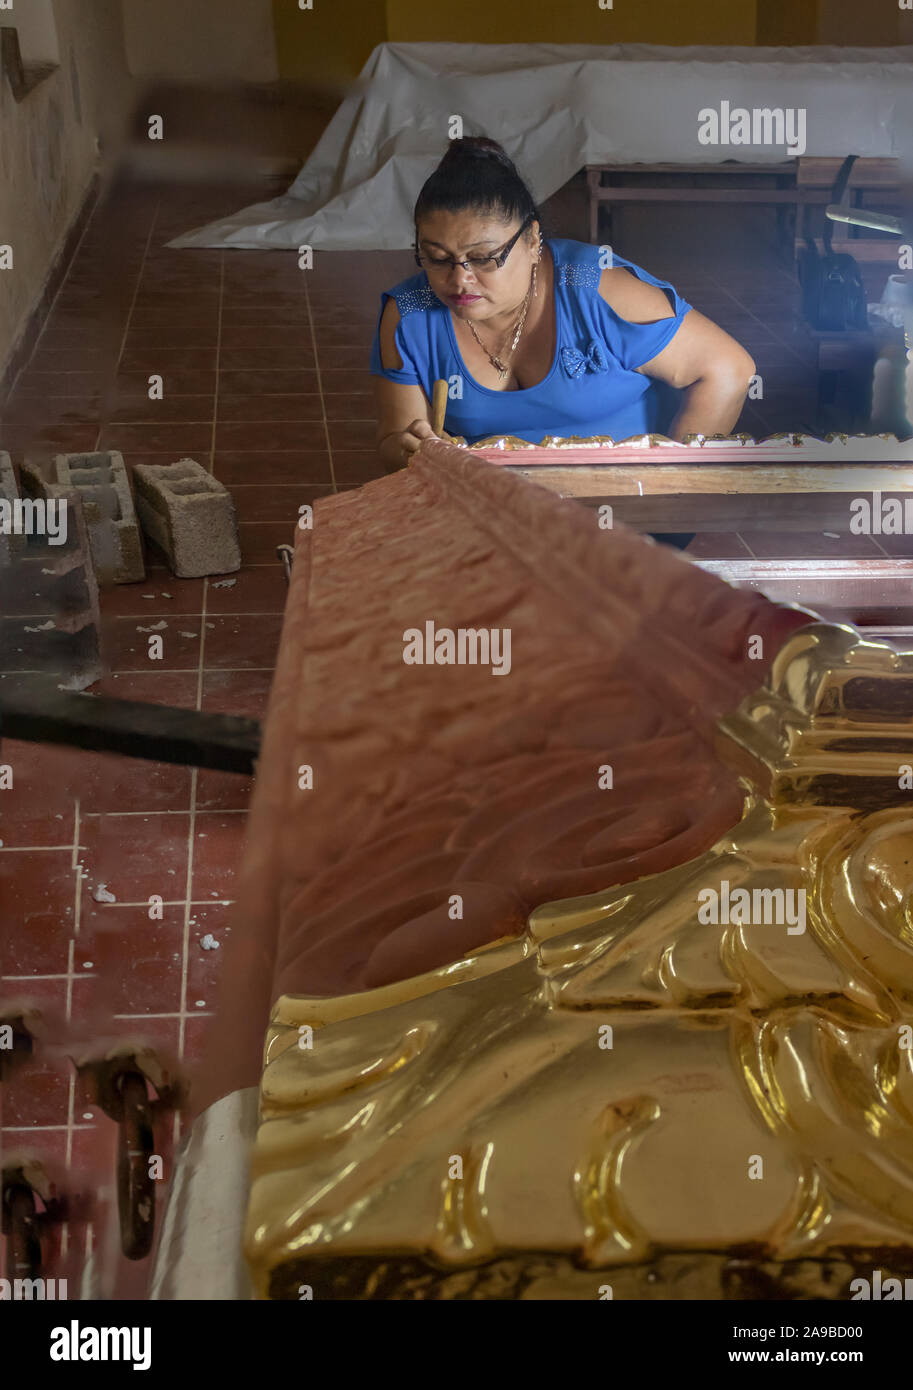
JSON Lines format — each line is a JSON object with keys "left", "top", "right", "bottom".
{"left": 371, "top": 137, "right": 755, "bottom": 470}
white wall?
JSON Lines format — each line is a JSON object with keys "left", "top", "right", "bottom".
{"left": 0, "top": 0, "right": 61, "bottom": 64}
{"left": 122, "top": 0, "right": 278, "bottom": 83}
{"left": 0, "top": 0, "right": 137, "bottom": 375}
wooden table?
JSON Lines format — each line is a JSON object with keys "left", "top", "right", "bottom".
{"left": 586, "top": 161, "right": 805, "bottom": 252}
{"left": 585, "top": 156, "right": 906, "bottom": 267}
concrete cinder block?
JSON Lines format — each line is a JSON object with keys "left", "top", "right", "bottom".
{"left": 132, "top": 457, "right": 241, "bottom": 579}
{"left": 14, "top": 462, "right": 103, "bottom": 690}
{"left": 53, "top": 451, "right": 145, "bottom": 586}
{"left": 0, "top": 451, "right": 27, "bottom": 566}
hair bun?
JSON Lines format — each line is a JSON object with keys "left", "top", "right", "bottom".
{"left": 416, "top": 135, "right": 540, "bottom": 234}
{"left": 442, "top": 137, "right": 515, "bottom": 169}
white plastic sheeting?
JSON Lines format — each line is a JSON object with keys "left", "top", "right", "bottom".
{"left": 167, "top": 42, "right": 913, "bottom": 252}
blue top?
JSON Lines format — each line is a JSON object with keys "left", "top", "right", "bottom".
{"left": 369, "top": 238, "right": 692, "bottom": 445}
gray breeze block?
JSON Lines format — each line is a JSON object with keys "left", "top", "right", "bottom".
{"left": 131, "top": 458, "right": 241, "bottom": 579}
{"left": 53, "top": 451, "right": 145, "bottom": 585}
{"left": 18, "top": 461, "right": 102, "bottom": 627}
{"left": 13, "top": 466, "right": 103, "bottom": 689}
{"left": 0, "top": 451, "right": 26, "bottom": 566}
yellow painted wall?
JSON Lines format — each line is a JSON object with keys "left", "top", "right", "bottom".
{"left": 272, "top": 0, "right": 905, "bottom": 87}
{"left": 756, "top": 0, "right": 817, "bottom": 46}
{"left": 272, "top": 0, "right": 386, "bottom": 87}
{"left": 384, "top": 0, "right": 758, "bottom": 48}
{"left": 273, "top": 0, "right": 769, "bottom": 84}
{"left": 817, "top": 0, "right": 909, "bottom": 44}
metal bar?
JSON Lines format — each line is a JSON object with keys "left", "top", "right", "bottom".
{"left": 117, "top": 1071, "right": 156, "bottom": 1261}
{"left": 825, "top": 205, "right": 904, "bottom": 235}
{"left": 2, "top": 1183, "right": 41, "bottom": 1281}
{"left": 0, "top": 684, "right": 261, "bottom": 774}
{"left": 696, "top": 557, "right": 913, "bottom": 615}
{"left": 277, "top": 544, "right": 294, "bottom": 585}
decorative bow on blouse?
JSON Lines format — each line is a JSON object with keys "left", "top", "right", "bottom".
{"left": 560, "top": 340, "right": 609, "bottom": 379}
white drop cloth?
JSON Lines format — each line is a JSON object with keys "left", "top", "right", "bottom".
{"left": 167, "top": 42, "right": 913, "bottom": 252}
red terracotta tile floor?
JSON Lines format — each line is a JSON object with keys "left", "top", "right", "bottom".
{"left": 0, "top": 171, "right": 399, "bottom": 1226}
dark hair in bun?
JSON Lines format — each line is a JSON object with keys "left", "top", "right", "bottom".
{"left": 414, "top": 136, "right": 541, "bottom": 233}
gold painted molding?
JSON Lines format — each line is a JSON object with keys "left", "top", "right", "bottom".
{"left": 245, "top": 622, "right": 913, "bottom": 1299}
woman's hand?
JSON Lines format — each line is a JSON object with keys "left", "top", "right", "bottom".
{"left": 379, "top": 418, "right": 438, "bottom": 471}
{"left": 400, "top": 418, "right": 437, "bottom": 460}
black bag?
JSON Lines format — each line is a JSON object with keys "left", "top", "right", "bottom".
{"left": 797, "top": 154, "right": 869, "bottom": 332}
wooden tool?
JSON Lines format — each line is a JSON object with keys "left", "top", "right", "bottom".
{"left": 431, "top": 379, "right": 448, "bottom": 437}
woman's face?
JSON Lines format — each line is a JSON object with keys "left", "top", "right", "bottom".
{"left": 415, "top": 208, "right": 538, "bottom": 320}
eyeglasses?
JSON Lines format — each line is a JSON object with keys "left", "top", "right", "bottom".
{"left": 414, "top": 213, "right": 535, "bottom": 275}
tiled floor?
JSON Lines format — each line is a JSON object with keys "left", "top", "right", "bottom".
{"left": 0, "top": 159, "right": 906, "bottom": 1279}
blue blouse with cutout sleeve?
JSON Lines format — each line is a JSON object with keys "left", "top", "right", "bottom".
{"left": 369, "top": 238, "right": 692, "bottom": 445}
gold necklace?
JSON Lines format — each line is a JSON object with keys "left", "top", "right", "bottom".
{"left": 466, "top": 261, "right": 538, "bottom": 381}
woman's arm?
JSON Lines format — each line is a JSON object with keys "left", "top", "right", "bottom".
{"left": 598, "top": 268, "right": 755, "bottom": 441}
{"left": 374, "top": 298, "right": 437, "bottom": 471}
